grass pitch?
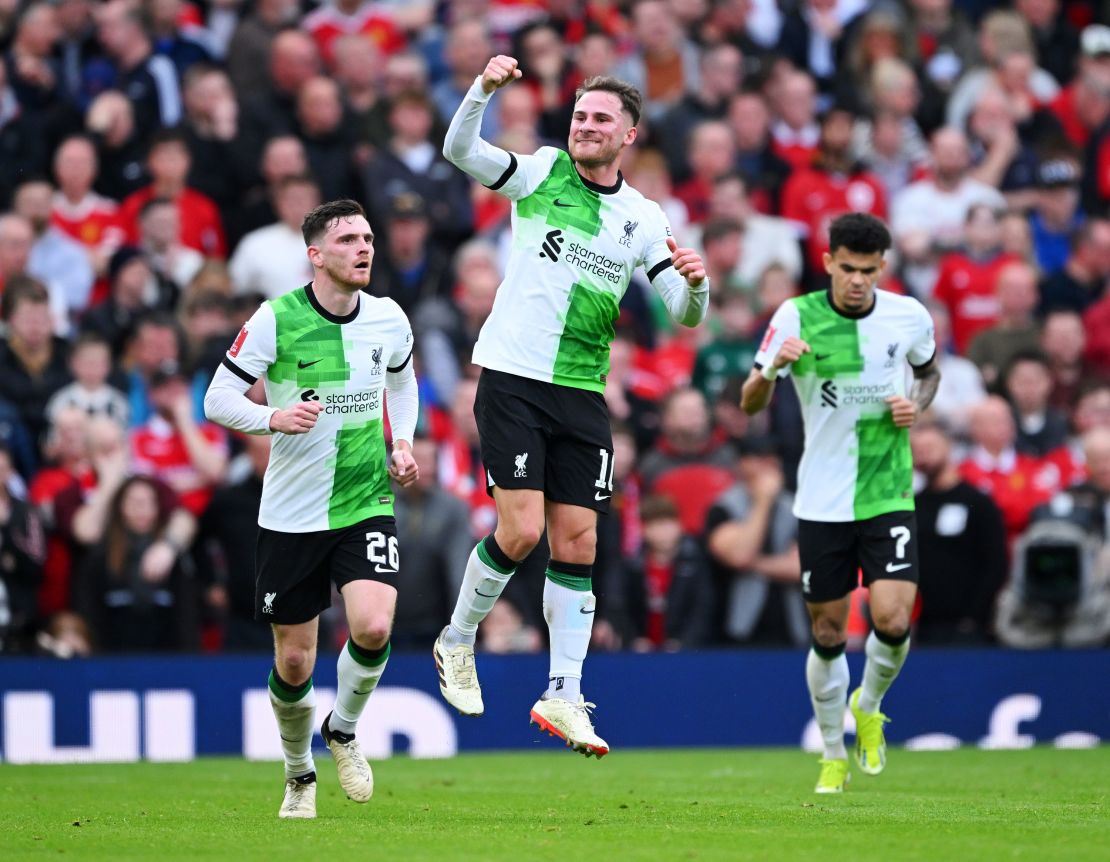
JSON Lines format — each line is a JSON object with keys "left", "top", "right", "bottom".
{"left": 4, "top": 748, "right": 1107, "bottom": 861}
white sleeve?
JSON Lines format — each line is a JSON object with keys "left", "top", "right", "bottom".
{"left": 222, "top": 302, "right": 276, "bottom": 382}
{"left": 385, "top": 306, "right": 417, "bottom": 444}
{"left": 203, "top": 365, "right": 276, "bottom": 434}
{"left": 752, "top": 300, "right": 801, "bottom": 378}
{"left": 643, "top": 205, "right": 709, "bottom": 328}
{"left": 907, "top": 300, "right": 937, "bottom": 368}
{"left": 442, "top": 77, "right": 559, "bottom": 200}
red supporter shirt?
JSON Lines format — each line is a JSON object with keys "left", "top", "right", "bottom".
{"left": 1083, "top": 295, "right": 1110, "bottom": 374}
{"left": 303, "top": 4, "right": 406, "bottom": 67}
{"left": 958, "top": 448, "right": 1064, "bottom": 541}
{"left": 644, "top": 558, "right": 672, "bottom": 646}
{"left": 932, "top": 251, "right": 1021, "bottom": 355}
{"left": 781, "top": 168, "right": 887, "bottom": 272}
{"left": 1047, "top": 84, "right": 1089, "bottom": 149}
{"left": 29, "top": 466, "right": 96, "bottom": 616}
{"left": 130, "top": 416, "right": 227, "bottom": 516}
{"left": 118, "top": 186, "right": 227, "bottom": 258}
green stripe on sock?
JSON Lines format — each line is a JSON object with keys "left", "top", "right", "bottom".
{"left": 346, "top": 638, "right": 391, "bottom": 667}
{"left": 477, "top": 540, "right": 514, "bottom": 575}
{"left": 268, "top": 669, "right": 313, "bottom": 703}
{"left": 545, "top": 568, "right": 592, "bottom": 591}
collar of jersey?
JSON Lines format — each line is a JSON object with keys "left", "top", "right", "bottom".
{"left": 825, "top": 288, "right": 876, "bottom": 320}
{"left": 305, "top": 283, "right": 360, "bottom": 324}
{"left": 573, "top": 165, "right": 624, "bottom": 195}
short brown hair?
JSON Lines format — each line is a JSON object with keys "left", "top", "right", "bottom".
{"left": 1, "top": 274, "right": 50, "bottom": 320}
{"left": 575, "top": 76, "right": 642, "bottom": 126}
{"left": 301, "top": 199, "right": 367, "bottom": 246}
{"left": 640, "top": 494, "right": 679, "bottom": 524}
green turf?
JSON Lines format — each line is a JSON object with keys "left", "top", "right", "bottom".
{"left": 3, "top": 748, "right": 1107, "bottom": 861}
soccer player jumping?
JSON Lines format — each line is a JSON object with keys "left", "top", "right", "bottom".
{"left": 435, "top": 55, "right": 709, "bottom": 756}
{"left": 205, "top": 200, "right": 419, "bottom": 818}
{"left": 742, "top": 213, "right": 941, "bottom": 793}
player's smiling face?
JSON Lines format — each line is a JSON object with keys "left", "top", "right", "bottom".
{"left": 311, "top": 215, "right": 374, "bottom": 290}
{"left": 568, "top": 90, "right": 636, "bottom": 169}
{"left": 823, "top": 247, "right": 885, "bottom": 313}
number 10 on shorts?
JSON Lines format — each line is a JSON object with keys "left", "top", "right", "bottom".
{"left": 594, "top": 448, "right": 615, "bottom": 492}
{"left": 366, "top": 531, "right": 399, "bottom": 573}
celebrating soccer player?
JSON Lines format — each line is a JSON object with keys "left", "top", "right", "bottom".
{"left": 204, "top": 200, "right": 419, "bottom": 818}
{"left": 742, "top": 213, "right": 941, "bottom": 793}
{"left": 434, "top": 55, "right": 709, "bottom": 756}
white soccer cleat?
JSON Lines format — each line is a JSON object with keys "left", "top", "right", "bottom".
{"left": 279, "top": 773, "right": 317, "bottom": 819}
{"left": 530, "top": 695, "right": 610, "bottom": 758}
{"left": 321, "top": 713, "right": 373, "bottom": 803}
{"left": 433, "top": 627, "right": 485, "bottom": 716}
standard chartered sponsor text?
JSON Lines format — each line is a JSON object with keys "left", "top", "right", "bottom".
{"left": 325, "top": 390, "right": 380, "bottom": 414}
{"left": 564, "top": 241, "right": 624, "bottom": 284}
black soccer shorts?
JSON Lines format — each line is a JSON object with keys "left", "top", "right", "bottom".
{"left": 474, "top": 368, "right": 614, "bottom": 513}
{"left": 254, "top": 515, "right": 399, "bottom": 625}
{"left": 797, "top": 510, "right": 919, "bottom": 603}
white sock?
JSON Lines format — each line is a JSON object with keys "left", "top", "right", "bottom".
{"left": 445, "top": 538, "right": 516, "bottom": 649}
{"left": 330, "top": 639, "right": 390, "bottom": 735}
{"left": 858, "top": 630, "right": 909, "bottom": 713}
{"left": 543, "top": 568, "right": 594, "bottom": 702}
{"left": 806, "top": 647, "right": 849, "bottom": 761}
{"left": 268, "top": 669, "right": 316, "bottom": 779}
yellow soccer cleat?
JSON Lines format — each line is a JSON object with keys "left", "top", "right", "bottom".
{"left": 814, "top": 758, "right": 850, "bottom": 794}
{"left": 850, "top": 687, "right": 890, "bottom": 775}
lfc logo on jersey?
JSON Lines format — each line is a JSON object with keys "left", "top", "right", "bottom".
{"left": 619, "top": 220, "right": 638, "bottom": 247}
{"left": 884, "top": 342, "right": 899, "bottom": 368}
{"left": 371, "top": 345, "right": 383, "bottom": 374}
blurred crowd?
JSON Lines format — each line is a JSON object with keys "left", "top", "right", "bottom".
{"left": 2, "top": 0, "right": 1110, "bottom": 657}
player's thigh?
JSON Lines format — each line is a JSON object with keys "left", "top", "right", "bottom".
{"left": 339, "top": 579, "right": 398, "bottom": 645}
{"left": 858, "top": 511, "right": 920, "bottom": 590}
{"left": 492, "top": 486, "right": 547, "bottom": 546}
{"left": 545, "top": 500, "right": 599, "bottom": 564}
{"left": 797, "top": 519, "right": 860, "bottom": 604}
{"left": 474, "top": 369, "right": 547, "bottom": 494}
{"left": 545, "top": 387, "right": 614, "bottom": 515}
{"left": 255, "top": 526, "right": 333, "bottom": 625}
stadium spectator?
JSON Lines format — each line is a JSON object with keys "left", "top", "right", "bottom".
{"left": 13, "top": 177, "right": 95, "bottom": 318}
{"left": 0, "top": 275, "right": 72, "bottom": 452}
{"left": 612, "top": 0, "right": 699, "bottom": 123}
{"left": 1001, "top": 350, "right": 1070, "bottom": 458}
{"left": 924, "top": 302, "right": 987, "bottom": 439}
{"left": 432, "top": 19, "right": 497, "bottom": 138}
{"left": 368, "top": 191, "right": 453, "bottom": 315}
{"left": 53, "top": 0, "right": 99, "bottom": 108}
{"left": 705, "top": 440, "right": 804, "bottom": 647}
{"left": 302, "top": 0, "right": 411, "bottom": 70}
{"left": 624, "top": 148, "right": 690, "bottom": 246}
{"left": 73, "top": 475, "right": 198, "bottom": 652}
{"left": 673, "top": 120, "right": 736, "bottom": 225}
{"left": 726, "top": 89, "right": 792, "bottom": 215}
{"left": 180, "top": 64, "right": 253, "bottom": 213}
{"left": 691, "top": 283, "right": 756, "bottom": 406}
{"left": 238, "top": 29, "right": 321, "bottom": 156}
{"left": 137, "top": 197, "right": 204, "bottom": 305}
{"left": 229, "top": 174, "right": 318, "bottom": 300}
{"left": 50, "top": 135, "right": 125, "bottom": 280}
{"left": 81, "top": 247, "right": 156, "bottom": 358}
{"left": 781, "top": 104, "right": 887, "bottom": 284}
{"left": 775, "top": 0, "right": 863, "bottom": 101}
{"left": 1014, "top": 0, "right": 1079, "bottom": 88}
{"left": 391, "top": 435, "right": 472, "bottom": 649}
{"left": 197, "top": 432, "right": 272, "bottom": 651}
{"left": 82, "top": 90, "right": 147, "bottom": 203}
{"left": 1029, "top": 157, "right": 1084, "bottom": 276}
{"left": 89, "top": 0, "right": 182, "bottom": 137}
{"left": 123, "top": 312, "right": 206, "bottom": 426}
{"left": 967, "top": 261, "right": 1041, "bottom": 387}
{"left": 1040, "top": 310, "right": 1104, "bottom": 412}
{"left": 363, "top": 90, "right": 472, "bottom": 254}
{"left": 769, "top": 70, "right": 820, "bottom": 172}
{"left": 959, "top": 395, "right": 1062, "bottom": 542}
{"left": 225, "top": 0, "right": 299, "bottom": 97}
{"left": 622, "top": 493, "right": 715, "bottom": 651}
{"left": 1038, "top": 218, "right": 1110, "bottom": 315}
{"left": 0, "top": 443, "right": 46, "bottom": 653}
{"left": 229, "top": 134, "right": 308, "bottom": 245}
{"left": 5, "top": 3, "right": 66, "bottom": 117}
{"left": 331, "top": 33, "right": 385, "bottom": 164}
{"left": 996, "top": 426, "right": 1110, "bottom": 648}
{"left": 44, "top": 332, "right": 129, "bottom": 426}
{"left": 0, "top": 212, "right": 71, "bottom": 333}
{"left": 931, "top": 204, "right": 1018, "bottom": 353}
{"left": 117, "top": 129, "right": 227, "bottom": 259}
{"left": 295, "top": 75, "right": 361, "bottom": 204}
{"left": 910, "top": 420, "right": 1008, "bottom": 644}
{"left": 145, "top": 0, "right": 212, "bottom": 78}
{"left": 639, "top": 387, "right": 735, "bottom": 534}
{"left": 1047, "top": 23, "right": 1110, "bottom": 152}
{"left": 964, "top": 85, "right": 1034, "bottom": 198}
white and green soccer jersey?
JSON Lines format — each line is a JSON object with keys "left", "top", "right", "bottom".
{"left": 754, "top": 289, "right": 935, "bottom": 523}
{"left": 474, "top": 147, "right": 682, "bottom": 393}
{"left": 224, "top": 286, "right": 413, "bottom": 533}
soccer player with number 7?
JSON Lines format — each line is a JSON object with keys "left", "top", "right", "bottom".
{"left": 742, "top": 213, "right": 942, "bottom": 794}
{"left": 204, "top": 199, "right": 419, "bottom": 818}
{"left": 433, "top": 55, "right": 709, "bottom": 757}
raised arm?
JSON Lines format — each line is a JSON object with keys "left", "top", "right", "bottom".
{"left": 442, "top": 55, "right": 521, "bottom": 187}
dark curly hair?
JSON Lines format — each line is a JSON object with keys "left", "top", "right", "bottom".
{"left": 828, "top": 213, "right": 892, "bottom": 256}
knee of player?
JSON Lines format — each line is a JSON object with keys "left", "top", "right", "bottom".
{"left": 871, "top": 611, "right": 911, "bottom": 642}
{"left": 498, "top": 522, "right": 544, "bottom": 558}
{"left": 349, "top": 618, "right": 392, "bottom": 651}
{"left": 276, "top": 648, "right": 314, "bottom": 683}
{"left": 811, "top": 616, "right": 847, "bottom": 647}
{"left": 551, "top": 528, "right": 596, "bottom": 564}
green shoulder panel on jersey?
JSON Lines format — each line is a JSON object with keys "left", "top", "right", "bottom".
{"left": 792, "top": 291, "right": 864, "bottom": 379}
{"left": 266, "top": 289, "right": 351, "bottom": 387}
{"left": 516, "top": 150, "right": 604, "bottom": 237}
{"left": 854, "top": 415, "right": 914, "bottom": 520}
{"left": 327, "top": 416, "right": 392, "bottom": 528}
{"left": 552, "top": 280, "right": 619, "bottom": 392}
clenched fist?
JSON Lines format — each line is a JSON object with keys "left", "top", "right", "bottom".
{"left": 481, "top": 55, "right": 523, "bottom": 95}
{"left": 666, "top": 237, "right": 706, "bottom": 288}
{"left": 269, "top": 402, "right": 322, "bottom": 435}
{"left": 773, "top": 336, "right": 811, "bottom": 369}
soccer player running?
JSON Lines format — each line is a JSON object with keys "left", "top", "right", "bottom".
{"left": 435, "top": 55, "right": 709, "bottom": 756}
{"left": 204, "top": 199, "right": 419, "bottom": 818}
{"left": 742, "top": 213, "right": 941, "bottom": 793}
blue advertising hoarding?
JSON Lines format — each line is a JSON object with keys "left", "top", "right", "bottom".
{"left": 0, "top": 649, "right": 1107, "bottom": 763}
